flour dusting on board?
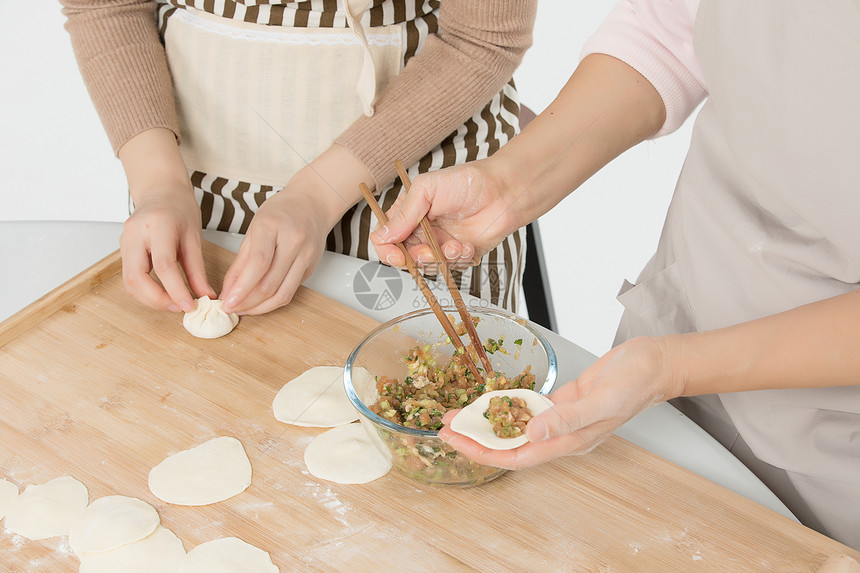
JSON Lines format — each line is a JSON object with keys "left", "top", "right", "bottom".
{"left": 235, "top": 500, "right": 275, "bottom": 520}
{"left": 307, "top": 483, "right": 351, "bottom": 526}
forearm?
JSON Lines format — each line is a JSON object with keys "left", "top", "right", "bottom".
{"left": 118, "top": 127, "right": 191, "bottom": 205}
{"left": 60, "top": 0, "right": 178, "bottom": 154}
{"left": 660, "top": 290, "right": 860, "bottom": 398}
{"left": 491, "top": 53, "right": 666, "bottom": 228}
{"left": 336, "top": 0, "right": 537, "bottom": 189}
{"left": 283, "top": 144, "right": 375, "bottom": 230}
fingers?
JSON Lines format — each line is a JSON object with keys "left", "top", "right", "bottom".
{"left": 439, "top": 388, "right": 609, "bottom": 471}
{"left": 178, "top": 232, "right": 215, "bottom": 300}
{"left": 220, "top": 210, "right": 324, "bottom": 315}
{"left": 225, "top": 244, "right": 308, "bottom": 315}
{"left": 121, "top": 232, "right": 180, "bottom": 312}
{"left": 120, "top": 190, "right": 208, "bottom": 313}
{"left": 220, "top": 231, "right": 277, "bottom": 313}
{"left": 369, "top": 179, "right": 435, "bottom": 246}
{"left": 439, "top": 426, "right": 599, "bottom": 471}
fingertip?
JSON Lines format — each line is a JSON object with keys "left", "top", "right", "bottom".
{"left": 437, "top": 426, "right": 458, "bottom": 446}
{"left": 441, "top": 409, "right": 459, "bottom": 424}
{"left": 370, "top": 225, "right": 390, "bottom": 244}
{"left": 221, "top": 295, "right": 240, "bottom": 314}
{"left": 383, "top": 252, "right": 402, "bottom": 267}
{"left": 527, "top": 417, "right": 549, "bottom": 442}
{"left": 441, "top": 240, "right": 462, "bottom": 261}
{"left": 461, "top": 243, "right": 475, "bottom": 261}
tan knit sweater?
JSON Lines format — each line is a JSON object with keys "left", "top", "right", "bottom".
{"left": 59, "top": 0, "right": 537, "bottom": 189}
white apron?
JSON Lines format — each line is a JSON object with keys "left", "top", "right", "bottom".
{"left": 614, "top": 0, "right": 860, "bottom": 549}
{"left": 155, "top": 0, "right": 526, "bottom": 312}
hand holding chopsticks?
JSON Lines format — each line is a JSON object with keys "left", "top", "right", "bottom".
{"left": 393, "top": 161, "right": 496, "bottom": 378}
{"left": 358, "top": 182, "right": 487, "bottom": 383}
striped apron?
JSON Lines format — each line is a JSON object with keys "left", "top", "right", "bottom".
{"left": 155, "top": 0, "right": 525, "bottom": 312}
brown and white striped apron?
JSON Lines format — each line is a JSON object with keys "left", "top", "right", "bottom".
{"left": 155, "top": 0, "right": 525, "bottom": 312}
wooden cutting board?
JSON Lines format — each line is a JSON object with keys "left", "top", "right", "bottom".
{"left": 1, "top": 241, "right": 857, "bottom": 572}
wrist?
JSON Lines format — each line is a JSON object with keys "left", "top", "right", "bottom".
{"left": 484, "top": 153, "right": 536, "bottom": 231}
{"left": 652, "top": 334, "right": 692, "bottom": 400}
{"left": 284, "top": 144, "right": 372, "bottom": 229}
{"left": 118, "top": 128, "right": 192, "bottom": 206}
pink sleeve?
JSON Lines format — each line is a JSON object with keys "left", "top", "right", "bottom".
{"left": 582, "top": 0, "right": 706, "bottom": 137}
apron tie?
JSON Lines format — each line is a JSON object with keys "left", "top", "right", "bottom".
{"left": 344, "top": 0, "right": 377, "bottom": 117}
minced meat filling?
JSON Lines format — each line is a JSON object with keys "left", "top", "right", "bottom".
{"left": 370, "top": 343, "right": 535, "bottom": 431}
{"left": 484, "top": 396, "right": 533, "bottom": 439}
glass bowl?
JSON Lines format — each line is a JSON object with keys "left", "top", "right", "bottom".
{"left": 344, "top": 306, "right": 558, "bottom": 487}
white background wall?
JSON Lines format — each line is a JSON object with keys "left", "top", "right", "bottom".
{"left": 0, "top": 2, "right": 694, "bottom": 357}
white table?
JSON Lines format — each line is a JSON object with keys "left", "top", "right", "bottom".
{"left": 0, "top": 220, "right": 795, "bottom": 520}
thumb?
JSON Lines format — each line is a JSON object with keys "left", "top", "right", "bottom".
{"left": 370, "top": 181, "right": 436, "bottom": 245}
{"left": 527, "top": 401, "right": 585, "bottom": 443}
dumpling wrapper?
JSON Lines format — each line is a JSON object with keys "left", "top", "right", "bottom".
{"left": 70, "top": 495, "right": 160, "bottom": 554}
{"left": 273, "top": 366, "right": 368, "bottom": 427}
{"left": 148, "top": 436, "right": 251, "bottom": 506}
{"left": 449, "top": 389, "right": 554, "bottom": 450}
{"left": 183, "top": 296, "right": 239, "bottom": 339}
{"left": 304, "top": 423, "right": 391, "bottom": 484}
{"left": 182, "top": 536, "right": 278, "bottom": 573}
{"left": 3, "top": 475, "right": 89, "bottom": 540}
{"left": 78, "top": 526, "right": 186, "bottom": 573}
{"left": 0, "top": 478, "right": 19, "bottom": 521}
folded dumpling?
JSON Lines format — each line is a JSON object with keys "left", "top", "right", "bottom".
{"left": 182, "top": 296, "right": 239, "bottom": 339}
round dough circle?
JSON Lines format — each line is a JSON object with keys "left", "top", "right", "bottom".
{"left": 183, "top": 296, "right": 239, "bottom": 339}
{"left": 181, "top": 536, "right": 278, "bottom": 573}
{"left": 0, "top": 478, "right": 19, "bottom": 521}
{"left": 449, "top": 389, "right": 554, "bottom": 450}
{"left": 78, "top": 526, "right": 186, "bottom": 573}
{"left": 273, "top": 366, "right": 362, "bottom": 427}
{"left": 148, "top": 436, "right": 252, "bottom": 506}
{"left": 304, "top": 423, "right": 391, "bottom": 484}
{"left": 3, "top": 476, "right": 89, "bottom": 540}
{"left": 70, "top": 495, "right": 160, "bottom": 554}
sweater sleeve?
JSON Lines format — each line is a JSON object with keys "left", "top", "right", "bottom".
{"left": 59, "top": 0, "right": 179, "bottom": 155}
{"left": 335, "top": 0, "right": 538, "bottom": 189}
{"left": 582, "top": 0, "right": 707, "bottom": 137}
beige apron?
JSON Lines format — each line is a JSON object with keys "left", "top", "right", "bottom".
{"left": 614, "top": 0, "right": 860, "bottom": 549}
{"left": 156, "top": 1, "right": 526, "bottom": 312}
{"left": 164, "top": 6, "right": 401, "bottom": 187}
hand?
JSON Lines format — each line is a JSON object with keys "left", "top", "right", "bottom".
{"left": 117, "top": 127, "right": 214, "bottom": 313}
{"left": 438, "top": 336, "right": 679, "bottom": 470}
{"left": 120, "top": 183, "right": 214, "bottom": 313}
{"left": 219, "top": 143, "right": 373, "bottom": 315}
{"left": 370, "top": 157, "right": 527, "bottom": 270}
{"left": 219, "top": 189, "right": 330, "bottom": 315}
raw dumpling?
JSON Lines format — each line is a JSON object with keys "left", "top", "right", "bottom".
{"left": 304, "top": 423, "right": 391, "bottom": 484}
{"left": 183, "top": 296, "right": 239, "bottom": 339}
{"left": 3, "top": 476, "right": 89, "bottom": 540}
{"left": 181, "top": 537, "right": 277, "bottom": 573}
{"left": 70, "top": 495, "right": 160, "bottom": 554}
{"left": 0, "top": 478, "right": 19, "bottom": 521}
{"left": 449, "top": 389, "right": 554, "bottom": 450}
{"left": 273, "top": 366, "right": 364, "bottom": 427}
{"left": 78, "top": 526, "right": 186, "bottom": 573}
{"left": 148, "top": 436, "right": 252, "bottom": 506}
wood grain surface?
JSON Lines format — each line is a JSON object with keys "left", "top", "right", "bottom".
{"left": 1, "top": 242, "right": 857, "bottom": 572}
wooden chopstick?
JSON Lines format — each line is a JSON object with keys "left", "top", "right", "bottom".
{"left": 358, "top": 183, "right": 484, "bottom": 383}
{"left": 394, "top": 160, "right": 496, "bottom": 378}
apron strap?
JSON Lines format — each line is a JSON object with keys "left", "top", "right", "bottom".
{"left": 344, "top": 0, "right": 377, "bottom": 117}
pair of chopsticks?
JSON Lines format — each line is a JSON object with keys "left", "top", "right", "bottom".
{"left": 359, "top": 160, "right": 495, "bottom": 384}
